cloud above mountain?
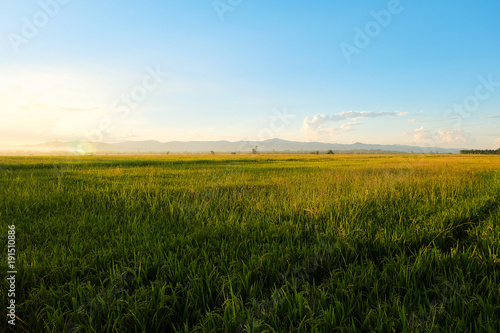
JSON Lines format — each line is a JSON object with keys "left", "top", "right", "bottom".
{"left": 302, "top": 111, "right": 407, "bottom": 140}
{"left": 408, "top": 126, "right": 475, "bottom": 146}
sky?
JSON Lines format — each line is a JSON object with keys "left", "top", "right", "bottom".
{"left": 1, "top": 0, "right": 499, "bottom": 150}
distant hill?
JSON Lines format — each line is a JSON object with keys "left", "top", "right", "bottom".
{"left": 2, "top": 139, "right": 463, "bottom": 155}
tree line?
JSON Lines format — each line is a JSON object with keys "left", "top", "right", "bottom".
{"left": 460, "top": 149, "right": 500, "bottom": 155}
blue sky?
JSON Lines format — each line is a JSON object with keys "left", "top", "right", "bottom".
{"left": 1, "top": 0, "right": 499, "bottom": 149}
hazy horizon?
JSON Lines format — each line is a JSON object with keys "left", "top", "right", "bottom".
{"left": 0, "top": 137, "right": 471, "bottom": 156}
{"left": 1, "top": 1, "right": 499, "bottom": 150}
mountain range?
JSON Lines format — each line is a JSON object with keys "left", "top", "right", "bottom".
{"left": 2, "top": 139, "right": 463, "bottom": 154}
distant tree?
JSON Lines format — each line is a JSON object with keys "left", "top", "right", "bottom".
{"left": 252, "top": 146, "right": 258, "bottom": 154}
{"left": 327, "top": 150, "right": 334, "bottom": 155}
{"left": 210, "top": 150, "right": 216, "bottom": 155}
{"left": 460, "top": 149, "right": 500, "bottom": 155}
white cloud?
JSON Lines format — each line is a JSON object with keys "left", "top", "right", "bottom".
{"left": 411, "top": 126, "right": 431, "bottom": 142}
{"left": 409, "top": 126, "right": 474, "bottom": 146}
{"left": 340, "top": 121, "right": 363, "bottom": 130}
{"left": 309, "top": 111, "right": 407, "bottom": 124}
{"left": 302, "top": 111, "right": 406, "bottom": 141}
{"left": 495, "top": 138, "right": 500, "bottom": 148}
{"left": 407, "top": 118, "right": 443, "bottom": 123}
{"left": 436, "top": 128, "right": 467, "bottom": 143}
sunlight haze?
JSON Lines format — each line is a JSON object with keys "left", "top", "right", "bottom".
{"left": 1, "top": 1, "right": 499, "bottom": 149}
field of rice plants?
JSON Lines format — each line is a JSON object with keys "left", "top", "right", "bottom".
{"left": 1, "top": 154, "right": 500, "bottom": 332}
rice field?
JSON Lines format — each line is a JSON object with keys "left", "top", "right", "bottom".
{"left": 1, "top": 154, "right": 500, "bottom": 332}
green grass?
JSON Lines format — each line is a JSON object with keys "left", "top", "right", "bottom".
{"left": 1, "top": 154, "right": 500, "bottom": 332}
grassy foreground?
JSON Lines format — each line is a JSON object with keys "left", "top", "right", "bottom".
{"left": 1, "top": 154, "right": 500, "bottom": 332}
